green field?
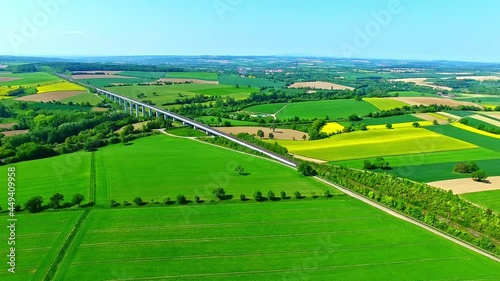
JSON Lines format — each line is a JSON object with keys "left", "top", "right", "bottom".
{"left": 0, "top": 72, "right": 61, "bottom": 87}
{"left": 462, "top": 116, "right": 500, "bottom": 131}
{"left": 166, "top": 71, "right": 218, "bottom": 81}
{"left": 94, "top": 135, "right": 333, "bottom": 204}
{"left": 426, "top": 124, "right": 499, "bottom": 151}
{"left": 110, "top": 84, "right": 258, "bottom": 105}
{"left": 196, "top": 116, "right": 258, "bottom": 126}
{"left": 276, "top": 99, "right": 379, "bottom": 120}
{"left": 117, "top": 71, "right": 166, "bottom": 79}
{"left": 76, "top": 78, "right": 153, "bottom": 87}
{"left": 383, "top": 158, "right": 500, "bottom": 182}
{"left": 243, "top": 103, "right": 287, "bottom": 114}
{"left": 61, "top": 92, "right": 103, "bottom": 106}
{"left": 387, "top": 91, "right": 435, "bottom": 97}
{"left": 275, "top": 127, "right": 476, "bottom": 161}
{"left": 363, "top": 97, "right": 409, "bottom": 110}
{"left": 0, "top": 211, "right": 85, "bottom": 281}
{"left": 50, "top": 199, "right": 500, "bottom": 280}
{"left": 219, "top": 74, "right": 286, "bottom": 88}
{"left": 0, "top": 152, "right": 91, "bottom": 204}
{"left": 167, "top": 127, "right": 208, "bottom": 137}
{"left": 341, "top": 114, "right": 424, "bottom": 126}
{"left": 462, "top": 190, "right": 500, "bottom": 213}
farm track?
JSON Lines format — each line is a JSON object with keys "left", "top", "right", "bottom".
{"left": 43, "top": 209, "right": 91, "bottom": 281}
{"left": 88, "top": 152, "right": 96, "bottom": 203}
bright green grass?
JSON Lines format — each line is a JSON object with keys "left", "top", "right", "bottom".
{"left": 167, "top": 127, "right": 207, "bottom": 137}
{"left": 117, "top": 71, "right": 166, "bottom": 79}
{"left": 94, "top": 135, "right": 332, "bottom": 204}
{"left": 75, "top": 78, "right": 153, "bottom": 87}
{"left": 196, "top": 116, "right": 258, "bottom": 126}
{"left": 332, "top": 147, "right": 500, "bottom": 170}
{"left": 387, "top": 91, "right": 435, "bottom": 97}
{"left": 219, "top": 74, "right": 286, "bottom": 88}
{"left": 462, "top": 190, "right": 500, "bottom": 213}
{"left": 463, "top": 117, "right": 500, "bottom": 130}
{"left": 426, "top": 124, "right": 500, "bottom": 151}
{"left": 0, "top": 211, "right": 85, "bottom": 281}
{"left": 276, "top": 99, "right": 379, "bottom": 120}
{"left": 0, "top": 152, "right": 91, "bottom": 204}
{"left": 275, "top": 127, "right": 476, "bottom": 161}
{"left": 445, "top": 110, "right": 476, "bottom": 117}
{"left": 166, "top": 72, "right": 218, "bottom": 81}
{"left": 341, "top": 114, "right": 424, "bottom": 126}
{"left": 243, "top": 103, "right": 287, "bottom": 114}
{"left": 55, "top": 199, "right": 500, "bottom": 281}
{"left": 363, "top": 97, "right": 409, "bottom": 110}
{"left": 110, "top": 84, "right": 257, "bottom": 105}
{"left": 456, "top": 97, "right": 500, "bottom": 105}
{"left": 61, "top": 92, "right": 103, "bottom": 106}
{"left": 0, "top": 72, "right": 61, "bottom": 87}
{"left": 383, "top": 158, "right": 500, "bottom": 182}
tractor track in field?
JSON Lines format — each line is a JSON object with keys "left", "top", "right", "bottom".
{"left": 88, "top": 152, "right": 96, "bottom": 203}
{"left": 43, "top": 209, "right": 92, "bottom": 281}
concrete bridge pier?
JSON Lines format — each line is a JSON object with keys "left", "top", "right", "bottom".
{"left": 129, "top": 102, "right": 133, "bottom": 115}
{"left": 149, "top": 108, "right": 153, "bottom": 117}
{"left": 141, "top": 106, "right": 145, "bottom": 117}
{"left": 135, "top": 104, "right": 139, "bottom": 117}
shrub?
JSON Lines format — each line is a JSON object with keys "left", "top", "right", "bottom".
{"left": 163, "top": 197, "right": 171, "bottom": 204}
{"left": 25, "top": 196, "right": 43, "bottom": 213}
{"left": 194, "top": 195, "right": 201, "bottom": 203}
{"left": 294, "top": 191, "right": 302, "bottom": 199}
{"left": 471, "top": 170, "right": 487, "bottom": 182}
{"left": 267, "top": 190, "right": 275, "bottom": 200}
{"left": 240, "top": 194, "right": 246, "bottom": 201}
{"left": 280, "top": 191, "right": 287, "bottom": 199}
{"left": 176, "top": 194, "right": 188, "bottom": 205}
{"left": 133, "top": 197, "right": 144, "bottom": 205}
{"left": 297, "top": 162, "right": 317, "bottom": 176}
{"left": 253, "top": 191, "right": 264, "bottom": 201}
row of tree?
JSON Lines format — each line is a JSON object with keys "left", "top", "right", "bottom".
{"left": 18, "top": 193, "right": 85, "bottom": 213}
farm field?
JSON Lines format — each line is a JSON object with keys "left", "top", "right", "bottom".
{"left": 219, "top": 74, "right": 287, "bottom": 88}
{"left": 288, "top": 81, "right": 354, "bottom": 90}
{"left": 196, "top": 116, "right": 257, "bottom": 126}
{"left": 367, "top": 121, "right": 433, "bottom": 130}
{"left": 383, "top": 158, "right": 500, "bottom": 182}
{"left": 331, "top": 147, "right": 500, "bottom": 170}
{"left": 363, "top": 97, "right": 409, "bottom": 110}
{"left": 166, "top": 127, "right": 208, "bottom": 137}
{"left": 110, "top": 84, "right": 257, "bottom": 105}
{"left": 276, "top": 99, "right": 379, "bottom": 120}
{"left": 450, "top": 122, "right": 500, "bottom": 139}
{"left": 387, "top": 91, "right": 435, "bottom": 97}
{"left": 166, "top": 71, "right": 218, "bottom": 80}
{"left": 117, "top": 71, "right": 166, "bottom": 79}
{"left": 0, "top": 152, "right": 91, "bottom": 204}
{"left": 53, "top": 199, "right": 500, "bottom": 280}
{"left": 15, "top": 91, "right": 85, "bottom": 102}
{"left": 94, "top": 135, "right": 332, "bottom": 204}
{"left": 217, "top": 126, "right": 308, "bottom": 140}
{"left": 275, "top": 127, "right": 476, "bottom": 161}
{"left": 342, "top": 114, "right": 424, "bottom": 126}
{"left": 390, "top": 97, "right": 482, "bottom": 108}
{"left": 36, "top": 81, "right": 86, "bottom": 93}
{"left": 462, "top": 190, "right": 500, "bottom": 213}
{"left": 0, "top": 211, "right": 85, "bottom": 281}
{"left": 426, "top": 124, "right": 500, "bottom": 150}
{"left": 243, "top": 103, "right": 287, "bottom": 115}
{"left": 61, "top": 92, "right": 103, "bottom": 105}
{"left": 0, "top": 72, "right": 61, "bottom": 87}
{"left": 74, "top": 78, "right": 153, "bottom": 87}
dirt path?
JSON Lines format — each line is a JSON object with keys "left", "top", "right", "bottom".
{"left": 272, "top": 104, "right": 288, "bottom": 120}
{"left": 390, "top": 97, "right": 482, "bottom": 109}
{"left": 412, "top": 113, "right": 448, "bottom": 124}
{"left": 437, "top": 111, "right": 462, "bottom": 120}
{"left": 428, "top": 176, "right": 500, "bottom": 194}
{"left": 289, "top": 154, "right": 327, "bottom": 164}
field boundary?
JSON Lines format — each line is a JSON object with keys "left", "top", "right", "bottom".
{"left": 43, "top": 209, "right": 91, "bottom": 281}
{"left": 88, "top": 152, "right": 96, "bottom": 203}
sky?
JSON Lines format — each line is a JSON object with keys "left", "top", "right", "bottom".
{"left": 0, "top": 0, "right": 499, "bottom": 62}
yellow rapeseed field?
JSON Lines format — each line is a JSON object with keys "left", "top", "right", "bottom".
{"left": 367, "top": 121, "right": 434, "bottom": 130}
{"left": 451, "top": 122, "right": 500, "bottom": 139}
{"left": 363, "top": 97, "right": 409, "bottom": 110}
{"left": 275, "top": 127, "right": 477, "bottom": 161}
{"left": 36, "top": 81, "right": 86, "bottom": 94}
{"left": 321, "top": 122, "right": 344, "bottom": 134}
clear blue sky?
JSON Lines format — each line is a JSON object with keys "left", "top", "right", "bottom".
{"left": 1, "top": 0, "right": 499, "bottom": 62}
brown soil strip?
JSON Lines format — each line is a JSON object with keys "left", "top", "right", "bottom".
{"left": 0, "top": 76, "right": 21, "bottom": 82}
{"left": 15, "top": 91, "right": 85, "bottom": 102}
{"left": 390, "top": 97, "right": 482, "bottom": 109}
{"left": 412, "top": 113, "right": 448, "bottom": 124}
{"left": 428, "top": 176, "right": 500, "bottom": 194}
{"left": 2, "top": 129, "right": 28, "bottom": 136}
{"left": 158, "top": 78, "right": 219, "bottom": 84}
{"left": 216, "top": 126, "right": 308, "bottom": 140}
{"left": 71, "top": 74, "right": 133, "bottom": 79}
{"left": 289, "top": 81, "right": 354, "bottom": 90}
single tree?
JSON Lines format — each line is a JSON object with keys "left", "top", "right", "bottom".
{"left": 386, "top": 123, "right": 393, "bottom": 129}
{"left": 49, "top": 193, "right": 64, "bottom": 208}
{"left": 25, "top": 196, "right": 43, "bottom": 213}
{"left": 240, "top": 194, "right": 246, "bottom": 201}
{"left": 163, "top": 197, "right": 171, "bottom": 205}
{"left": 268, "top": 132, "right": 274, "bottom": 139}
{"left": 302, "top": 134, "right": 307, "bottom": 140}
{"left": 257, "top": 129, "right": 265, "bottom": 138}
{"left": 212, "top": 187, "right": 226, "bottom": 200}
{"left": 72, "top": 194, "right": 85, "bottom": 206}
{"left": 432, "top": 120, "right": 439, "bottom": 125}
{"left": 280, "top": 191, "right": 287, "bottom": 199}
{"left": 234, "top": 166, "right": 244, "bottom": 175}
{"left": 176, "top": 194, "right": 188, "bottom": 205}
{"left": 194, "top": 195, "right": 201, "bottom": 203}
{"left": 254, "top": 191, "right": 264, "bottom": 201}
{"left": 133, "top": 197, "right": 144, "bottom": 205}
{"left": 359, "top": 123, "right": 367, "bottom": 131}
{"left": 267, "top": 190, "right": 275, "bottom": 200}
{"left": 297, "top": 162, "right": 317, "bottom": 176}
{"left": 294, "top": 191, "right": 302, "bottom": 199}
{"left": 324, "top": 190, "right": 331, "bottom": 197}
{"left": 471, "top": 170, "right": 488, "bottom": 182}
{"left": 412, "top": 122, "right": 421, "bottom": 128}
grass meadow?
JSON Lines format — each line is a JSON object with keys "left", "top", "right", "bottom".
{"left": 243, "top": 103, "right": 287, "bottom": 115}
{"left": 94, "top": 135, "right": 333, "bottom": 205}
{"left": 219, "top": 74, "right": 287, "bottom": 88}
{"left": 0, "top": 72, "right": 61, "bottom": 87}
{"left": 461, "top": 190, "right": 500, "bottom": 213}
{"left": 166, "top": 71, "right": 218, "bottom": 80}
{"left": 51, "top": 199, "right": 500, "bottom": 280}
{"left": 276, "top": 99, "right": 379, "bottom": 120}
{"left": 61, "top": 92, "right": 103, "bottom": 105}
